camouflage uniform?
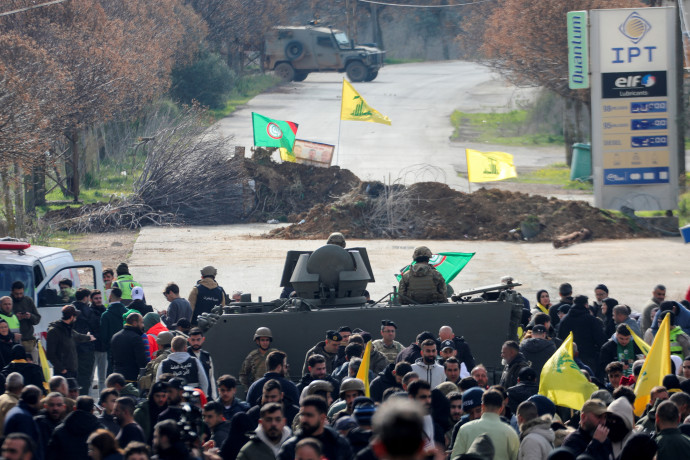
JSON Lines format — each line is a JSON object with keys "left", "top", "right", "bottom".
{"left": 372, "top": 339, "right": 404, "bottom": 364}
{"left": 139, "top": 348, "right": 171, "bottom": 392}
{"left": 239, "top": 348, "right": 277, "bottom": 389}
{"left": 398, "top": 263, "right": 447, "bottom": 304}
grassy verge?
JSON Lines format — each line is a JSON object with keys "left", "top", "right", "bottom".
{"left": 209, "top": 74, "right": 282, "bottom": 119}
{"left": 499, "top": 163, "right": 593, "bottom": 191}
{"left": 451, "top": 110, "right": 565, "bottom": 146}
{"left": 384, "top": 58, "right": 424, "bottom": 65}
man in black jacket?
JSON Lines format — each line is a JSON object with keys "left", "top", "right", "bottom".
{"left": 46, "top": 396, "right": 102, "bottom": 460}
{"left": 598, "top": 324, "right": 644, "bottom": 381}
{"left": 562, "top": 398, "right": 613, "bottom": 459}
{"left": 46, "top": 306, "right": 94, "bottom": 379}
{"left": 72, "top": 289, "right": 99, "bottom": 395}
{"left": 558, "top": 295, "right": 607, "bottom": 372}
{"left": 519, "top": 325, "right": 557, "bottom": 382}
{"left": 278, "top": 395, "right": 353, "bottom": 460}
{"left": 111, "top": 312, "right": 150, "bottom": 384}
{"left": 370, "top": 362, "right": 412, "bottom": 403}
{"left": 499, "top": 341, "right": 530, "bottom": 389}
{"left": 297, "top": 354, "right": 340, "bottom": 401}
{"left": 34, "top": 392, "right": 66, "bottom": 454}
{"left": 395, "top": 331, "right": 435, "bottom": 364}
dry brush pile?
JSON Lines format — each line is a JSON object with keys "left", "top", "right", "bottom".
{"left": 54, "top": 106, "right": 246, "bottom": 232}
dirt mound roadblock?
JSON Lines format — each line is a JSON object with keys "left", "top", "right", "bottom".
{"left": 44, "top": 158, "right": 651, "bottom": 242}
{"left": 269, "top": 181, "right": 651, "bottom": 242}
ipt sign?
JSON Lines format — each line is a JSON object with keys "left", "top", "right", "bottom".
{"left": 600, "top": 9, "right": 668, "bottom": 72}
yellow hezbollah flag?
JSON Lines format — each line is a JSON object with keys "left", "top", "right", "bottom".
{"left": 634, "top": 314, "right": 671, "bottom": 416}
{"left": 356, "top": 341, "right": 372, "bottom": 397}
{"left": 624, "top": 324, "right": 651, "bottom": 356}
{"left": 539, "top": 332, "right": 598, "bottom": 410}
{"left": 341, "top": 79, "right": 391, "bottom": 126}
{"left": 37, "top": 340, "right": 51, "bottom": 391}
{"left": 279, "top": 147, "right": 296, "bottom": 162}
{"left": 466, "top": 149, "right": 517, "bottom": 182}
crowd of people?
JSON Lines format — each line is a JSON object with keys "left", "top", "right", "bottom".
{"left": 0, "top": 242, "right": 689, "bottom": 460}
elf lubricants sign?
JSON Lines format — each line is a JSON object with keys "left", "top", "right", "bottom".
{"left": 590, "top": 7, "right": 679, "bottom": 211}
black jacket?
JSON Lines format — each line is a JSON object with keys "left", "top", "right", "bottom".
{"left": 129, "top": 299, "right": 154, "bottom": 317}
{"left": 47, "top": 410, "right": 103, "bottom": 460}
{"left": 111, "top": 325, "right": 150, "bottom": 381}
{"left": 46, "top": 320, "right": 90, "bottom": 374}
{"left": 296, "top": 373, "right": 340, "bottom": 401}
{"left": 598, "top": 338, "right": 643, "bottom": 380}
{"left": 506, "top": 381, "right": 539, "bottom": 413}
{"left": 278, "top": 425, "right": 353, "bottom": 460}
{"left": 558, "top": 304, "right": 606, "bottom": 371}
{"left": 89, "top": 303, "right": 107, "bottom": 352}
{"left": 35, "top": 413, "right": 62, "bottom": 454}
{"left": 0, "top": 332, "right": 16, "bottom": 366}
{"left": 396, "top": 343, "right": 421, "bottom": 364}
{"left": 499, "top": 353, "right": 530, "bottom": 389}
{"left": 549, "top": 297, "right": 573, "bottom": 328}
{"left": 562, "top": 426, "right": 613, "bottom": 460}
{"left": 519, "top": 337, "right": 557, "bottom": 381}
{"left": 370, "top": 363, "right": 401, "bottom": 403}
{"left": 2, "top": 361, "right": 45, "bottom": 391}
{"left": 435, "top": 337, "right": 476, "bottom": 370}
{"left": 73, "top": 301, "right": 99, "bottom": 354}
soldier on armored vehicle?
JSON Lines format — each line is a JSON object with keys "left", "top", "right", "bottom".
{"left": 398, "top": 247, "right": 447, "bottom": 304}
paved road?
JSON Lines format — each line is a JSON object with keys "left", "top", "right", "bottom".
{"left": 216, "top": 61, "right": 564, "bottom": 190}
{"left": 130, "top": 224, "right": 689, "bottom": 316}
{"left": 129, "top": 62, "right": 689, "bottom": 316}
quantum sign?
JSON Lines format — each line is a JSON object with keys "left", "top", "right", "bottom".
{"left": 567, "top": 11, "right": 589, "bottom": 89}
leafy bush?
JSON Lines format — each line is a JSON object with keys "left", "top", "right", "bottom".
{"left": 170, "top": 52, "right": 235, "bottom": 109}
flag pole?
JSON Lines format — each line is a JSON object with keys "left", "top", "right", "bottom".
{"left": 465, "top": 148, "right": 471, "bottom": 194}
{"left": 336, "top": 79, "right": 345, "bottom": 166}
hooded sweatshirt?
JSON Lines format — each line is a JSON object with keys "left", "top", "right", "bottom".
{"left": 253, "top": 424, "right": 292, "bottom": 456}
{"left": 519, "top": 415, "right": 555, "bottom": 460}
{"left": 606, "top": 397, "right": 634, "bottom": 458}
{"left": 520, "top": 338, "right": 557, "bottom": 381}
{"left": 411, "top": 358, "right": 445, "bottom": 388}
{"left": 155, "top": 351, "right": 208, "bottom": 391}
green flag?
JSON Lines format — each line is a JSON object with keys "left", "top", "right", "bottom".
{"left": 395, "top": 252, "right": 474, "bottom": 283}
{"left": 252, "top": 112, "right": 298, "bottom": 151}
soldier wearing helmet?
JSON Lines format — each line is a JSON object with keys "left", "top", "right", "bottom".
{"left": 398, "top": 247, "right": 447, "bottom": 304}
{"left": 239, "top": 327, "right": 278, "bottom": 389}
{"left": 188, "top": 266, "right": 226, "bottom": 325}
{"left": 331, "top": 378, "right": 366, "bottom": 420}
{"left": 326, "top": 232, "right": 346, "bottom": 248}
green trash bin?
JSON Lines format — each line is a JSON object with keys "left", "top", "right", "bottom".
{"left": 570, "top": 142, "right": 591, "bottom": 181}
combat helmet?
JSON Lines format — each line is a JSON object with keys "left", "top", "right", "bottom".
{"left": 412, "top": 246, "right": 432, "bottom": 260}
{"left": 200, "top": 266, "right": 217, "bottom": 277}
{"left": 326, "top": 232, "right": 346, "bottom": 248}
{"left": 253, "top": 327, "right": 273, "bottom": 341}
{"left": 339, "top": 377, "right": 365, "bottom": 396}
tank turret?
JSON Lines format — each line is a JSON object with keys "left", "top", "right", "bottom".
{"left": 290, "top": 244, "right": 370, "bottom": 307}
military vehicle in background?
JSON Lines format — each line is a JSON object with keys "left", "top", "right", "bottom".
{"left": 201, "top": 244, "right": 524, "bottom": 390}
{"left": 263, "top": 25, "right": 385, "bottom": 82}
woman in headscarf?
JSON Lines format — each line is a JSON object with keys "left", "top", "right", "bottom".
{"left": 0, "top": 319, "right": 17, "bottom": 367}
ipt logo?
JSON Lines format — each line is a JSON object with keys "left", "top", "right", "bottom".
{"left": 619, "top": 11, "right": 651, "bottom": 44}
{"left": 266, "top": 122, "right": 283, "bottom": 139}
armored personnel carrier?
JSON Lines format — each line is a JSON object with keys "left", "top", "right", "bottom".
{"left": 264, "top": 26, "right": 385, "bottom": 82}
{"left": 202, "top": 245, "right": 524, "bottom": 385}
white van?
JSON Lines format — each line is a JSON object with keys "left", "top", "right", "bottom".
{"left": 0, "top": 239, "right": 103, "bottom": 337}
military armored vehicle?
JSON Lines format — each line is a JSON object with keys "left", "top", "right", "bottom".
{"left": 202, "top": 245, "right": 524, "bottom": 388}
{"left": 264, "top": 26, "right": 385, "bottom": 82}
